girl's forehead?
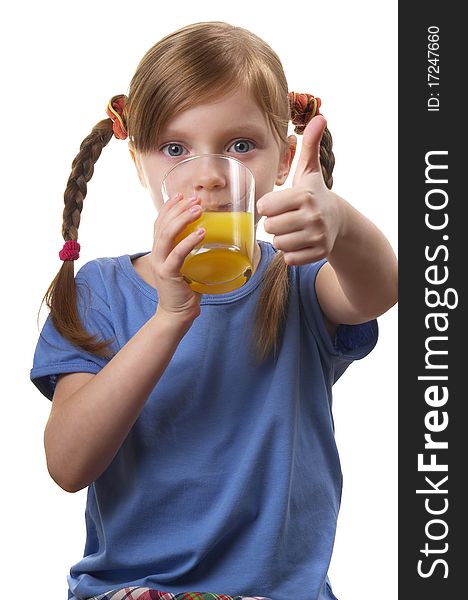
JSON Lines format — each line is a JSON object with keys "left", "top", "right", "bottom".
{"left": 160, "top": 90, "right": 270, "bottom": 136}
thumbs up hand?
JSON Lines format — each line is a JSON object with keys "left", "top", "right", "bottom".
{"left": 257, "top": 115, "right": 343, "bottom": 266}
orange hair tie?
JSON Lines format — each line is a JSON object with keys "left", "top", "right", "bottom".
{"left": 288, "top": 92, "right": 321, "bottom": 134}
{"left": 106, "top": 94, "right": 128, "bottom": 140}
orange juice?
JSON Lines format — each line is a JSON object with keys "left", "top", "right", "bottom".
{"left": 175, "top": 211, "right": 254, "bottom": 294}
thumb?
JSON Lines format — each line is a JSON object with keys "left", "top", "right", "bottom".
{"left": 292, "top": 114, "right": 327, "bottom": 187}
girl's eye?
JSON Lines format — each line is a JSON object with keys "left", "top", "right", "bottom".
{"left": 161, "top": 143, "right": 187, "bottom": 157}
{"left": 228, "top": 139, "right": 255, "bottom": 154}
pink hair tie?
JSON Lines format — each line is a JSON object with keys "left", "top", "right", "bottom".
{"left": 59, "top": 240, "right": 81, "bottom": 261}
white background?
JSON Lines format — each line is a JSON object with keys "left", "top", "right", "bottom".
{"left": 1, "top": 1, "right": 397, "bottom": 598}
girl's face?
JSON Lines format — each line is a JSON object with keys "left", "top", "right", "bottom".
{"left": 130, "top": 89, "right": 296, "bottom": 224}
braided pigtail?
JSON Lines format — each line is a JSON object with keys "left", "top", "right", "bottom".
{"left": 40, "top": 96, "right": 128, "bottom": 358}
{"left": 253, "top": 93, "right": 335, "bottom": 362}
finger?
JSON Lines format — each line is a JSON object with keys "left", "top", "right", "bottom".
{"left": 257, "top": 188, "right": 304, "bottom": 218}
{"left": 165, "top": 228, "right": 206, "bottom": 276}
{"left": 264, "top": 210, "right": 306, "bottom": 236}
{"left": 160, "top": 192, "right": 184, "bottom": 215}
{"left": 156, "top": 194, "right": 200, "bottom": 231}
{"left": 282, "top": 246, "right": 328, "bottom": 266}
{"left": 153, "top": 202, "right": 203, "bottom": 261}
{"left": 154, "top": 195, "right": 201, "bottom": 242}
{"left": 273, "top": 230, "right": 325, "bottom": 254}
{"left": 292, "top": 115, "right": 327, "bottom": 187}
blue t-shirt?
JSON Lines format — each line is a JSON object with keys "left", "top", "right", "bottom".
{"left": 30, "top": 240, "right": 378, "bottom": 600}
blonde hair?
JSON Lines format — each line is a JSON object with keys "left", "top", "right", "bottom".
{"left": 42, "top": 21, "right": 335, "bottom": 361}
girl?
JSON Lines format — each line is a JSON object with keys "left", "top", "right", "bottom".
{"left": 30, "top": 21, "right": 397, "bottom": 600}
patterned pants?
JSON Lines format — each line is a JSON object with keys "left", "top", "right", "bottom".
{"left": 88, "top": 588, "right": 271, "bottom": 600}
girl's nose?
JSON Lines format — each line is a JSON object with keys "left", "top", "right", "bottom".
{"left": 193, "top": 159, "right": 227, "bottom": 192}
{"left": 194, "top": 176, "right": 224, "bottom": 192}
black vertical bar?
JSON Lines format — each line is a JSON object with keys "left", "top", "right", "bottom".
{"left": 399, "top": 1, "right": 466, "bottom": 597}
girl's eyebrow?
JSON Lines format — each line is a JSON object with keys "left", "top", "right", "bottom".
{"left": 223, "top": 124, "right": 267, "bottom": 138}
{"left": 160, "top": 122, "right": 267, "bottom": 141}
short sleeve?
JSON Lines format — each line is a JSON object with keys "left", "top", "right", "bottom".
{"left": 297, "top": 259, "right": 378, "bottom": 382}
{"left": 30, "top": 264, "right": 116, "bottom": 401}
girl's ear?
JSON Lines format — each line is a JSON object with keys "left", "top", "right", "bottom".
{"left": 275, "top": 135, "right": 297, "bottom": 186}
{"left": 128, "top": 145, "right": 147, "bottom": 188}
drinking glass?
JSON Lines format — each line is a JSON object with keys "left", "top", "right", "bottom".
{"left": 161, "top": 154, "right": 256, "bottom": 294}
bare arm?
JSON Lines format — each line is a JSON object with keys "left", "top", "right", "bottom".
{"left": 316, "top": 196, "right": 398, "bottom": 328}
{"left": 45, "top": 192, "right": 208, "bottom": 493}
{"left": 45, "top": 311, "right": 193, "bottom": 493}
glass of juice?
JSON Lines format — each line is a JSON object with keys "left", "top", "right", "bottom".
{"left": 161, "top": 154, "right": 256, "bottom": 294}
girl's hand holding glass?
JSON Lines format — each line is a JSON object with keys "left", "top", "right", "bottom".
{"left": 150, "top": 191, "right": 206, "bottom": 326}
